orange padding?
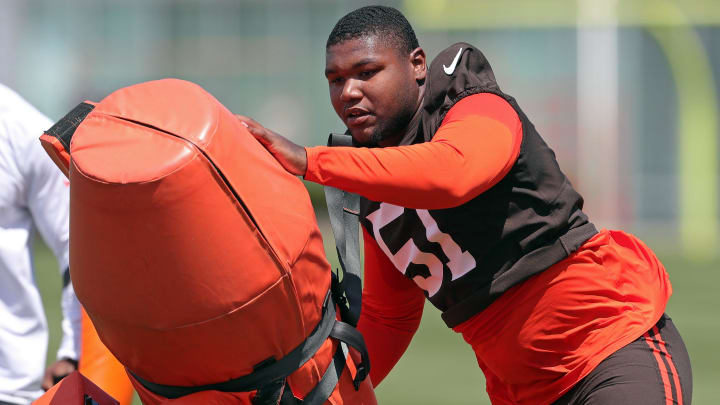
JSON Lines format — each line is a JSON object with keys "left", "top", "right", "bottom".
{"left": 39, "top": 133, "right": 70, "bottom": 178}
{"left": 60, "top": 78, "right": 361, "bottom": 403}
{"left": 32, "top": 371, "right": 119, "bottom": 405}
{"left": 79, "top": 308, "right": 134, "bottom": 405}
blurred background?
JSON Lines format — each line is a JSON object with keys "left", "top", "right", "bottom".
{"left": 3, "top": 0, "right": 718, "bottom": 403}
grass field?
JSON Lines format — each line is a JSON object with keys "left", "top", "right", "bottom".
{"left": 34, "top": 228, "right": 719, "bottom": 404}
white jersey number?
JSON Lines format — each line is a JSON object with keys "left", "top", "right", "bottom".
{"left": 365, "top": 202, "right": 476, "bottom": 297}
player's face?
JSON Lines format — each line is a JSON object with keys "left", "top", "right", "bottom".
{"left": 325, "top": 35, "right": 425, "bottom": 146}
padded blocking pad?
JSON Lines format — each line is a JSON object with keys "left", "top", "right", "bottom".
{"left": 63, "top": 79, "right": 332, "bottom": 386}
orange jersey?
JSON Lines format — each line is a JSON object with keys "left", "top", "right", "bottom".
{"left": 305, "top": 93, "right": 671, "bottom": 404}
{"left": 455, "top": 229, "right": 671, "bottom": 404}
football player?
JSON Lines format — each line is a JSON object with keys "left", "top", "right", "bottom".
{"left": 240, "top": 6, "right": 693, "bottom": 405}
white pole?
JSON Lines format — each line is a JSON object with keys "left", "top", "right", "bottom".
{"left": 576, "top": 0, "right": 621, "bottom": 229}
{"left": 0, "top": 1, "right": 23, "bottom": 85}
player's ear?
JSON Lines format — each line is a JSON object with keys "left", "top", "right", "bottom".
{"left": 410, "top": 47, "right": 426, "bottom": 82}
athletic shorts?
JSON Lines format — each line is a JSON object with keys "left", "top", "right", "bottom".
{"left": 554, "top": 314, "right": 692, "bottom": 405}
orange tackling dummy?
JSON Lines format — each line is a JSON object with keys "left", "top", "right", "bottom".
{"left": 39, "top": 78, "right": 376, "bottom": 405}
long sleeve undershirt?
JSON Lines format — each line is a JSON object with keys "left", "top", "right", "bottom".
{"left": 305, "top": 93, "right": 523, "bottom": 210}
{"left": 358, "top": 226, "right": 426, "bottom": 385}
{"left": 306, "top": 93, "right": 523, "bottom": 385}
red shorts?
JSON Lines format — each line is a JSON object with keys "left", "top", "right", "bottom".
{"left": 453, "top": 230, "right": 672, "bottom": 405}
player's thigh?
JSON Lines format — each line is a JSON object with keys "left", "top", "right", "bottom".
{"left": 555, "top": 314, "right": 692, "bottom": 405}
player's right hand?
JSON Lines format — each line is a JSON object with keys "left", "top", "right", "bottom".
{"left": 236, "top": 115, "right": 308, "bottom": 176}
{"left": 42, "top": 358, "right": 78, "bottom": 390}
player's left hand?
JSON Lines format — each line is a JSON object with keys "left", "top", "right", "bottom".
{"left": 42, "top": 358, "right": 78, "bottom": 390}
{"left": 235, "top": 115, "right": 308, "bottom": 176}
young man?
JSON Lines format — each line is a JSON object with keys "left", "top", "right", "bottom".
{"left": 240, "top": 6, "right": 693, "bottom": 405}
{"left": 0, "top": 83, "right": 134, "bottom": 405}
{"left": 0, "top": 82, "right": 78, "bottom": 405}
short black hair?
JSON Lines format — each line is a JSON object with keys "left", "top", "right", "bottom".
{"left": 326, "top": 6, "right": 419, "bottom": 55}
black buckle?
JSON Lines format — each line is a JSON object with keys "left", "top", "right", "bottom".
{"left": 352, "top": 363, "right": 368, "bottom": 391}
{"left": 330, "top": 271, "right": 350, "bottom": 320}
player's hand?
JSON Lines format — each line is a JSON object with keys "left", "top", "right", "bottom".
{"left": 236, "top": 115, "right": 308, "bottom": 176}
{"left": 42, "top": 358, "right": 78, "bottom": 390}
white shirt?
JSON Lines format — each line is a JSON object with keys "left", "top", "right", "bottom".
{"left": 0, "top": 83, "right": 81, "bottom": 405}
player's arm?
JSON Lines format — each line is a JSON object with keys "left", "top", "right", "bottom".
{"left": 22, "top": 131, "right": 81, "bottom": 388}
{"left": 358, "top": 227, "right": 425, "bottom": 386}
{"left": 305, "top": 93, "right": 522, "bottom": 209}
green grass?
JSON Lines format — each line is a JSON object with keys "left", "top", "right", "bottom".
{"left": 35, "top": 234, "right": 719, "bottom": 404}
{"left": 661, "top": 255, "right": 720, "bottom": 404}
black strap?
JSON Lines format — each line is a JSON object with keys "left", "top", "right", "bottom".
{"left": 324, "top": 133, "right": 363, "bottom": 327}
{"left": 329, "top": 320, "right": 369, "bottom": 390}
{"left": 252, "top": 378, "right": 287, "bottom": 405}
{"left": 298, "top": 339, "right": 348, "bottom": 404}
{"left": 289, "top": 320, "right": 370, "bottom": 403}
{"left": 130, "top": 293, "right": 338, "bottom": 399}
{"left": 260, "top": 322, "right": 366, "bottom": 405}
{"left": 131, "top": 291, "right": 370, "bottom": 403}
{"left": 45, "top": 102, "right": 95, "bottom": 153}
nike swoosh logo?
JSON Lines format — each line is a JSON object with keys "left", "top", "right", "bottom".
{"left": 443, "top": 47, "right": 464, "bottom": 75}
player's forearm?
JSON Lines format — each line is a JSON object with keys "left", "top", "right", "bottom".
{"left": 359, "top": 228, "right": 426, "bottom": 385}
{"left": 357, "top": 310, "right": 421, "bottom": 386}
{"left": 56, "top": 280, "right": 82, "bottom": 361}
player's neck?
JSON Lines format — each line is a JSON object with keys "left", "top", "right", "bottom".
{"left": 378, "top": 84, "right": 426, "bottom": 147}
